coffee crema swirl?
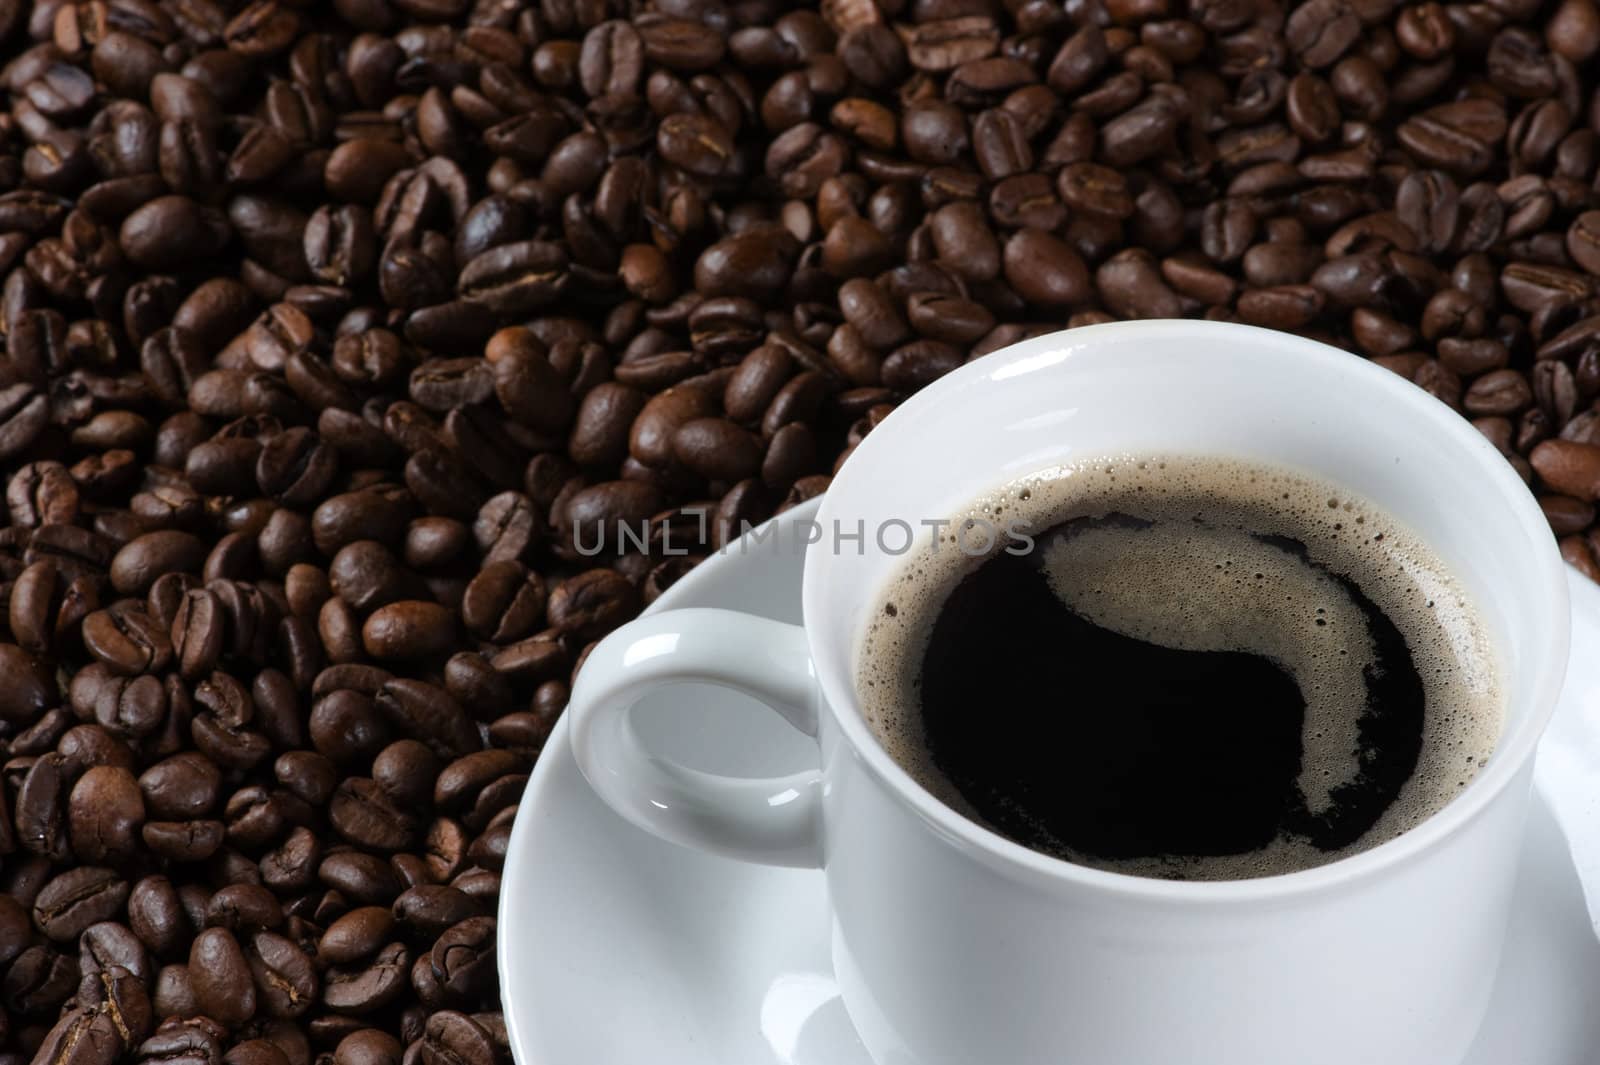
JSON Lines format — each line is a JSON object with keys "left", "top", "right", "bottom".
{"left": 857, "top": 454, "right": 1503, "bottom": 881}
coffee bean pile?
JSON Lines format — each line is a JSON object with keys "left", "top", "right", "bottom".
{"left": 2, "top": 0, "right": 1600, "bottom": 1061}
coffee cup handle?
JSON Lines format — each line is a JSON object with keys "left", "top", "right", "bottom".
{"left": 568, "top": 607, "right": 823, "bottom": 869}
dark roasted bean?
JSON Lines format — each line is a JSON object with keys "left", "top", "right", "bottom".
{"left": 322, "top": 942, "right": 409, "bottom": 1013}
{"left": 129, "top": 876, "right": 189, "bottom": 960}
{"left": 68, "top": 766, "right": 145, "bottom": 861}
{"left": 1532, "top": 440, "right": 1600, "bottom": 500}
{"left": 34, "top": 867, "right": 130, "bottom": 942}
{"left": 248, "top": 931, "right": 318, "bottom": 1018}
{"left": 191, "top": 927, "right": 256, "bottom": 1026}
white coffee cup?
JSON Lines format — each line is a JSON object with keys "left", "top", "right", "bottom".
{"left": 567, "top": 320, "right": 1570, "bottom": 1065}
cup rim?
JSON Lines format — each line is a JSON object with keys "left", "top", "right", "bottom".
{"left": 804, "top": 319, "right": 1572, "bottom": 902}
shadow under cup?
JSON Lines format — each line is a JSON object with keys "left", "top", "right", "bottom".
{"left": 803, "top": 320, "right": 1571, "bottom": 1065}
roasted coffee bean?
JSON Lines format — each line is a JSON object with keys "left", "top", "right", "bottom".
{"left": 373, "top": 680, "right": 480, "bottom": 759}
{"left": 433, "top": 751, "right": 523, "bottom": 816}
{"left": 322, "top": 942, "right": 408, "bottom": 1014}
{"left": 304, "top": 206, "right": 376, "bottom": 288}
{"left": 150, "top": 965, "right": 199, "bottom": 1021}
{"left": 882, "top": 340, "right": 962, "bottom": 392}
{"left": 417, "top": 1013, "right": 493, "bottom": 1065}
{"left": 0, "top": 643, "right": 57, "bottom": 726}
{"left": 544, "top": 569, "right": 639, "bottom": 643}
{"left": 33, "top": 868, "right": 130, "bottom": 942}
{"left": 1237, "top": 285, "right": 1325, "bottom": 329}
{"left": 361, "top": 742, "right": 428, "bottom": 811}
{"left": 1056, "top": 163, "right": 1133, "bottom": 220}
{"left": 1464, "top": 369, "right": 1535, "bottom": 415}
{"left": 1438, "top": 338, "right": 1509, "bottom": 376}
{"left": 334, "top": 1030, "right": 401, "bottom": 1065}
{"left": 137, "top": 1016, "right": 227, "bottom": 1065}
{"left": 310, "top": 690, "right": 388, "bottom": 764}
{"left": 319, "top": 909, "right": 395, "bottom": 966}
{"left": 487, "top": 332, "right": 572, "bottom": 437}
{"left": 929, "top": 202, "right": 1000, "bottom": 282}
{"left": 190, "top": 927, "right": 256, "bottom": 1027}
{"left": 1397, "top": 99, "right": 1508, "bottom": 177}
{"left": 657, "top": 113, "right": 736, "bottom": 179}
{"left": 0, "top": 383, "right": 51, "bottom": 461}
{"left": 140, "top": 332, "right": 209, "bottom": 412}
{"left": 567, "top": 383, "right": 646, "bottom": 470}
{"left": 226, "top": 787, "right": 293, "bottom": 857}
{"left": 4, "top": 941, "right": 79, "bottom": 1014}
{"left": 318, "top": 851, "right": 402, "bottom": 908}
{"left": 260, "top": 825, "right": 321, "bottom": 893}
{"left": 256, "top": 428, "right": 337, "bottom": 506}
{"left": 312, "top": 490, "right": 413, "bottom": 556}
{"left": 68, "top": 767, "right": 145, "bottom": 862}
{"left": 362, "top": 602, "right": 457, "bottom": 660}
{"left": 907, "top": 293, "right": 995, "bottom": 345}
{"left": 1542, "top": 495, "right": 1596, "bottom": 535}
{"left": 33, "top": 1007, "right": 122, "bottom": 1065}
{"left": 0, "top": 897, "right": 30, "bottom": 968}
{"left": 78, "top": 920, "right": 150, "bottom": 985}
{"left": 142, "top": 820, "right": 226, "bottom": 862}
{"left": 16, "top": 754, "right": 69, "bottom": 862}
{"left": 1005, "top": 229, "right": 1091, "bottom": 307}
{"left": 392, "top": 883, "right": 478, "bottom": 940}
{"left": 1532, "top": 440, "right": 1600, "bottom": 500}
{"left": 111, "top": 532, "right": 209, "bottom": 597}
{"left": 139, "top": 752, "right": 222, "bottom": 821}
{"left": 120, "top": 196, "right": 230, "bottom": 271}
{"left": 224, "top": 1040, "right": 291, "bottom": 1065}
{"left": 460, "top": 563, "right": 546, "bottom": 644}
{"left": 1097, "top": 249, "right": 1184, "bottom": 319}
{"left": 247, "top": 931, "right": 318, "bottom": 1019}
{"left": 429, "top": 916, "right": 495, "bottom": 998}
{"left": 327, "top": 541, "right": 418, "bottom": 614}
{"left": 129, "top": 876, "right": 188, "bottom": 960}
{"left": 206, "top": 885, "right": 283, "bottom": 932}
{"left": 459, "top": 242, "right": 568, "bottom": 316}
{"left": 1569, "top": 212, "right": 1600, "bottom": 276}
{"left": 10, "top": 560, "right": 63, "bottom": 655}
{"left": 672, "top": 418, "right": 763, "bottom": 481}
{"left": 82, "top": 604, "right": 174, "bottom": 676}
{"left": 1201, "top": 200, "right": 1257, "bottom": 264}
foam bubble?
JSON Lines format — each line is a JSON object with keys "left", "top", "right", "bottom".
{"left": 856, "top": 453, "right": 1503, "bottom": 881}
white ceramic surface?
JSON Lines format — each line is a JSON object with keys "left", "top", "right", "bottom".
{"left": 497, "top": 498, "right": 1600, "bottom": 1065}
{"left": 563, "top": 322, "right": 1570, "bottom": 1065}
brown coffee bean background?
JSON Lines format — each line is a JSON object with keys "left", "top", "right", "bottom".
{"left": 0, "top": 0, "right": 1599, "bottom": 1061}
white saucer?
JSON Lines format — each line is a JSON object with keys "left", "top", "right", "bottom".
{"left": 498, "top": 499, "right": 1600, "bottom": 1065}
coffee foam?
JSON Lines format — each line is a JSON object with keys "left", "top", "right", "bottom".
{"left": 856, "top": 454, "right": 1504, "bottom": 881}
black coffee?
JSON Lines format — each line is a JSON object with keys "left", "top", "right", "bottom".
{"left": 858, "top": 455, "right": 1502, "bottom": 881}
